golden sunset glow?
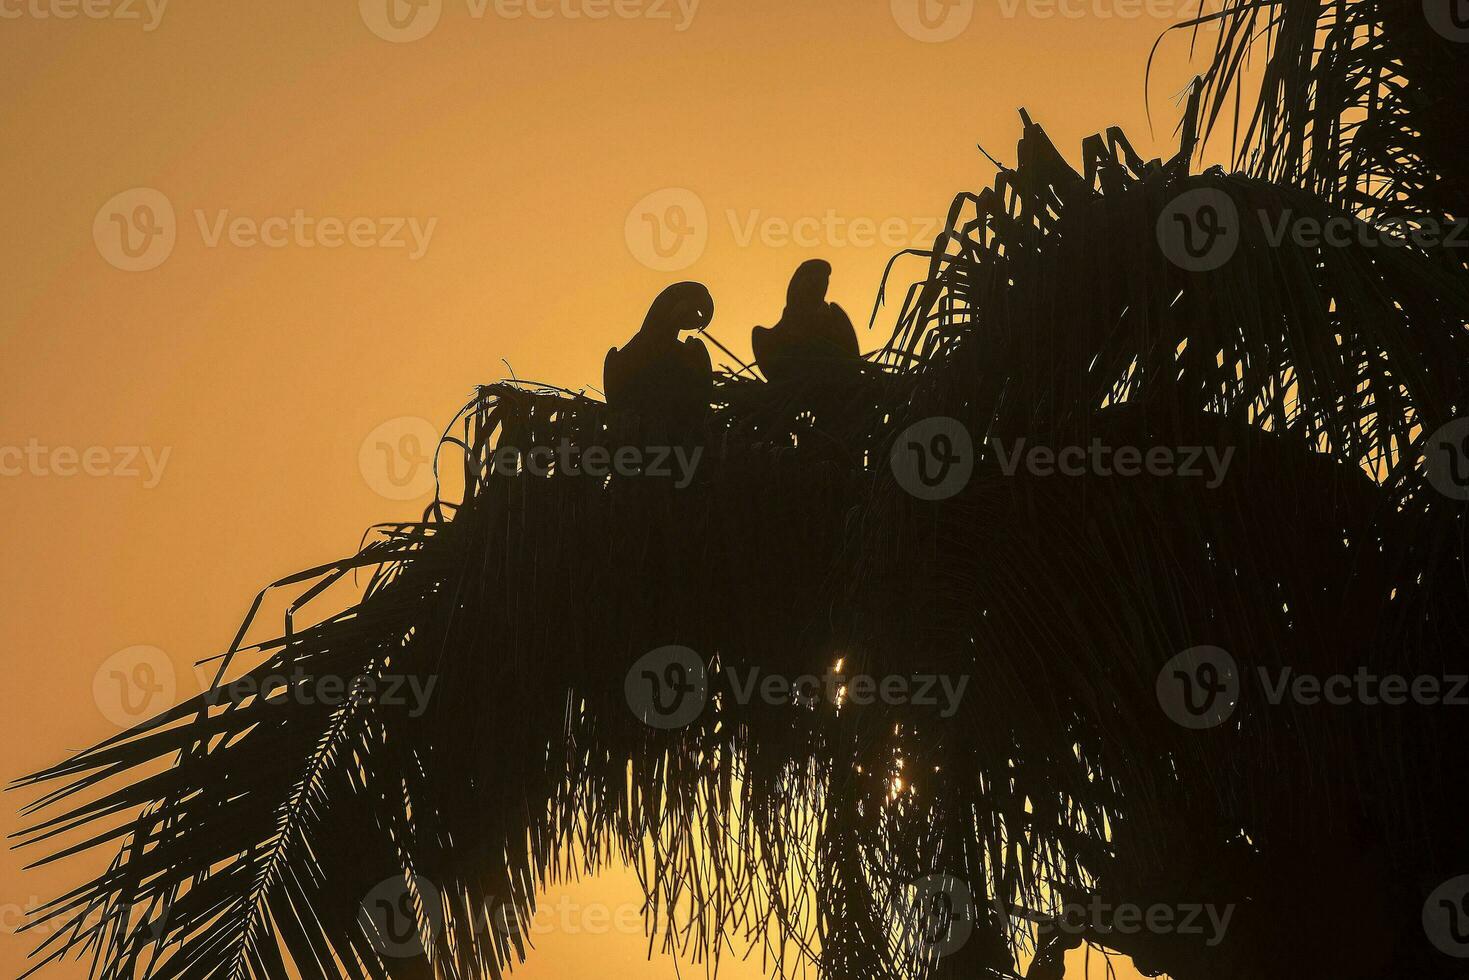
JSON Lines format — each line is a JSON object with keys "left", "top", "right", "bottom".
{"left": 1, "top": 2, "right": 1235, "bottom": 977}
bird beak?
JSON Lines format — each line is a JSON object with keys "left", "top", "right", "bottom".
{"left": 692, "top": 297, "right": 715, "bottom": 331}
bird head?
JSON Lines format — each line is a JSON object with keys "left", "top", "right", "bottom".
{"left": 641, "top": 281, "right": 715, "bottom": 340}
{"left": 786, "top": 259, "right": 832, "bottom": 310}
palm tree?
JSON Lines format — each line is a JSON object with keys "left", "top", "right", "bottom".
{"left": 15, "top": 5, "right": 1469, "bottom": 979}
{"left": 1187, "top": 0, "right": 1468, "bottom": 253}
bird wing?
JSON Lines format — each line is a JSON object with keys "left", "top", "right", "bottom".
{"left": 681, "top": 336, "right": 713, "bottom": 377}
{"left": 603, "top": 346, "right": 626, "bottom": 407}
{"left": 823, "top": 302, "right": 861, "bottom": 358}
{"left": 751, "top": 325, "right": 784, "bottom": 383}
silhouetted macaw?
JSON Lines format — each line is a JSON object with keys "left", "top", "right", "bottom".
{"left": 604, "top": 282, "right": 714, "bottom": 422}
{"left": 751, "top": 259, "right": 860, "bottom": 383}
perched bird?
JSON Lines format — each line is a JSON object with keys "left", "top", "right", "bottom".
{"left": 604, "top": 282, "right": 715, "bottom": 423}
{"left": 752, "top": 259, "right": 860, "bottom": 384}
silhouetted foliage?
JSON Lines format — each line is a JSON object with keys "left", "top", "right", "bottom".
{"left": 15, "top": 6, "right": 1469, "bottom": 979}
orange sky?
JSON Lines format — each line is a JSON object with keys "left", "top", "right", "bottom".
{"left": 0, "top": 2, "right": 1231, "bottom": 977}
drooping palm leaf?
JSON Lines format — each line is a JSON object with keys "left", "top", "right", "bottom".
{"left": 1180, "top": 0, "right": 1469, "bottom": 247}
